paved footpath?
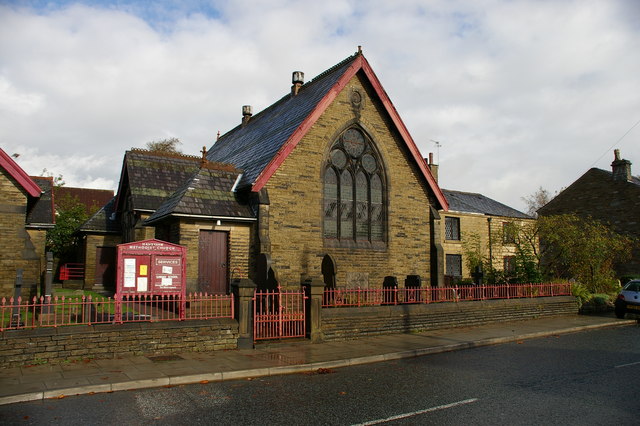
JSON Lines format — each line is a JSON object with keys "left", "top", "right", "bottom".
{"left": 0, "top": 314, "right": 635, "bottom": 405}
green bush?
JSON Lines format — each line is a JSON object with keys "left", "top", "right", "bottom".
{"left": 589, "top": 293, "right": 612, "bottom": 306}
{"left": 571, "top": 283, "right": 591, "bottom": 307}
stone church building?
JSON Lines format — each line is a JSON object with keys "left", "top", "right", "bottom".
{"left": 82, "top": 49, "right": 449, "bottom": 293}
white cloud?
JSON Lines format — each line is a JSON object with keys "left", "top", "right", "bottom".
{"left": 0, "top": 0, "right": 639, "bottom": 212}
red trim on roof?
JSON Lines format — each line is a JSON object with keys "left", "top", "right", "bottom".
{"left": 250, "top": 55, "right": 448, "bottom": 210}
{"left": 0, "top": 148, "right": 42, "bottom": 198}
{"left": 359, "top": 56, "right": 448, "bottom": 211}
{"left": 252, "top": 56, "right": 364, "bottom": 193}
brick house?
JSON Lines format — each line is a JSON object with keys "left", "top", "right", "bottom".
{"left": 538, "top": 149, "right": 640, "bottom": 277}
{"left": 0, "top": 149, "right": 55, "bottom": 297}
{"left": 437, "top": 189, "right": 534, "bottom": 285}
{"left": 425, "top": 155, "right": 535, "bottom": 285}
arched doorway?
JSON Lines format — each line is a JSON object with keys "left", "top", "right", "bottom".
{"left": 322, "top": 254, "right": 336, "bottom": 288}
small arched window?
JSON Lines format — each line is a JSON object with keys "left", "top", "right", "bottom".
{"left": 323, "top": 127, "right": 385, "bottom": 246}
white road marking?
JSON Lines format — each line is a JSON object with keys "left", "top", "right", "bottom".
{"left": 614, "top": 361, "right": 640, "bottom": 369}
{"left": 352, "top": 398, "right": 479, "bottom": 425}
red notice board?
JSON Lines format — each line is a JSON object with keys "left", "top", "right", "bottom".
{"left": 116, "top": 239, "right": 187, "bottom": 297}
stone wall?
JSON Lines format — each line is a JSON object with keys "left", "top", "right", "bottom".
{"left": 0, "top": 169, "right": 41, "bottom": 297}
{"left": 321, "top": 296, "right": 577, "bottom": 341}
{"left": 265, "top": 73, "right": 435, "bottom": 289}
{"left": 0, "top": 319, "right": 238, "bottom": 368}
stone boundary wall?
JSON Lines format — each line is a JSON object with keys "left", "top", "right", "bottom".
{"left": 0, "top": 319, "right": 238, "bottom": 368}
{"left": 321, "top": 296, "right": 577, "bottom": 341}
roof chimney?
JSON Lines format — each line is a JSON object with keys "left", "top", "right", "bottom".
{"left": 426, "top": 152, "right": 439, "bottom": 183}
{"left": 242, "top": 105, "right": 252, "bottom": 126}
{"left": 291, "top": 71, "right": 304, "bottom": 96}
{"left": 611, "top": 149, "right": 632, "bottom": 182}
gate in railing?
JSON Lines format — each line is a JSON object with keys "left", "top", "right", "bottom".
{"left": 253, "top": 286, "right": 306, "bottom": 341}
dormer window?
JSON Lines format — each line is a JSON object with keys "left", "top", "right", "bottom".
{"left": 323, "top": 127, "right": 385, "bottom": 248}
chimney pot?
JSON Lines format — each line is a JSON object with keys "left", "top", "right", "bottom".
{"left": 242, "top": 105, "right": 252, "bottom": 126}
{"left": 426, "top": 152, "right": 439, "bottom": 183}
{"left": 292, "top": 71, "right": 304, "bottom": 85}
{"left": 291, "top": 71, "right": 304, "bottom": 96}
{"left": 611, "top": 149, "right": 632, "bottom": 182}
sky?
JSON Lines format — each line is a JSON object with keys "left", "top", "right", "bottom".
{"left": 1, "top": 0, "right": 639, "bottom": 213}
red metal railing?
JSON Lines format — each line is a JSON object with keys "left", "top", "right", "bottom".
{"left": 322, "top": 282, "right": 571, "bottom": 308}
{"left": 254, "top": 286, "right": 306, "bottom": 341}
{"left": 0, "top": 292, "right": 234, "bottom": 331}
{"left": 59, "top": 263, "right": 85, "bottom": 281}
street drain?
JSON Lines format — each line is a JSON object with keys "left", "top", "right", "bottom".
{"left": 147, "top": 355, "right": 184, "bottom": 362}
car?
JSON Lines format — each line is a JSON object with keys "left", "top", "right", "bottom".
{"left": 615, "top": 279, "right": 640, "bottom": 318}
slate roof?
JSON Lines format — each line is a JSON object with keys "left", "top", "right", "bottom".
{"left": 205, "top": 51, "right": 448, "bottom": 210}
{"left": 442, "top": 189, "right": 531, "bottom": 219}
{"left": 26, "top": 176, "right": 55, "bottom": 227}
{"left": 79, "top": 197, "right": 121, "bottom": 234}
{"left": 595, "top": 167, "right": 640, "bottom": 186}
{"left": 114, "top": 149, "right": 252, "bottom": 224}
{"left": 537, "top": 167, "right": 640, "bottom": 215}
{"left": 118, "top": 150, "right": 205, "bottom": 212}
{"left": 144, "top": 164, "right": 254, "bottom": 224}
{"left": 206, "top": 54, "right": 358, "bottom": 189}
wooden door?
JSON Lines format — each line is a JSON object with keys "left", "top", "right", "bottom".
{"left": 198, "top": 231, "right": 229, "bottom": 294}
{"left": 95, "top": 246, "right": 116, "bottom": 289}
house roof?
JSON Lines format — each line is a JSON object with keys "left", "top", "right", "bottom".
{"left": 442, "top": 189, "right": 531, "bottom": 219}
{"left": 593, "top": 167, "right": 640, "bottom": 186}
{"left": 54, "top": 186, "right": 114, "bottom": 215}
{"left": 206, "top": 50, "right": 448, "bottom": 210}
{"left": 144, "top": 164, "right": 254, "bottom": 224}
{"left": 0, "top": 148, "right": 42, "bottom": 198}
{"left": 79, "top": 197, "right": 121, "bottom": 234}
{"left": 538, "top": 167, "right": 640, "bottom": 215}
{"left": 114, "top": 149, "right": 252, "bottom": 223}
{"left": 26, "top": 176, "right": 55, "bottom": 227}
{"left": 116, "top": 150, "right": 205, "bottom": 212}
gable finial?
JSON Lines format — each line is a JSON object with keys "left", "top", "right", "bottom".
{"left": 357, "top": 45, "right": 362, "bottom": 55}
{"left": 200, "top": 146, "right": 208, "bottom": 167}
{"left": 216, "top": 130, "right": 221, "bottom": 141}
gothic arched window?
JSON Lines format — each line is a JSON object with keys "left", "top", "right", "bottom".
{"left": 323, "top": 127, "right": 386, "bottom": 246}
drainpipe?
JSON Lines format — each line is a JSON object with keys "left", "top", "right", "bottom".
{"left": 487, "top": 217, "right": 493, "bottom": 275}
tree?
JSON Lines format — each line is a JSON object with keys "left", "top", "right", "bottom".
{"left": 46, "top": 193, "right": 88, "bottom": 262}
{"left": 462, "top": 221, "right": 544, "bottom": 285}
{"left": 521, "top": 186, "right": 551, "bottom": 218}
{"left": 538, "top": 214, "right": 634, "bottom": 293}
{"left": 40, "top": 168, "right": 65, "bottom": 187}
{"left": 504, "top": 221, "right": 544, "bottom": 284}
{"left": 145, "top": 137, "right": 182, "bottom": 153}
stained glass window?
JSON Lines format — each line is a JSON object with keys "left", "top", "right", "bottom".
{"left": 323, "top": 127, "right": 386, "bottom": 246}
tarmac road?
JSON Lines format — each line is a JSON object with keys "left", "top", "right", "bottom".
{"left": 1, "top": 325, "right": 638, "bottom": 425}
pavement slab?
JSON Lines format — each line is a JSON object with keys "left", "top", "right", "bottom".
{"left": 0, "top": 314, "right": 635, "bottom": 405}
